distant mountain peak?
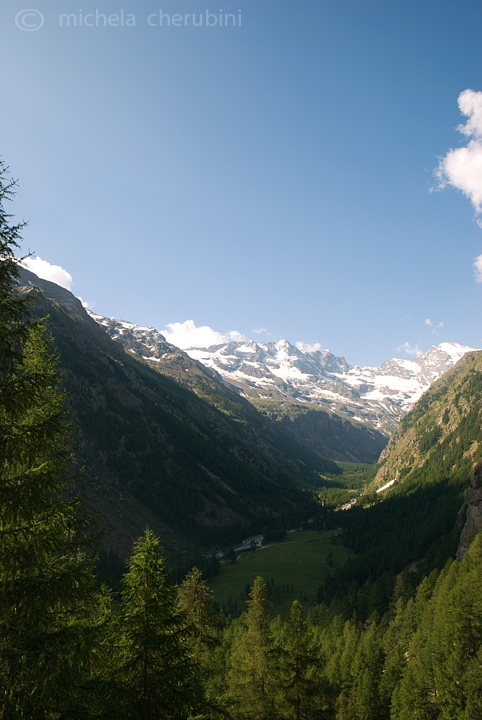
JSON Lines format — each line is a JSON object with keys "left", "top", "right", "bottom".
{"left": 183, "top": 338, "right": 477, "bottom": 433}
{"left": 86, "top": 308, "right": 477, "bottom": 435}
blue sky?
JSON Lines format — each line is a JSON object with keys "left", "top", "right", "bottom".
{"left": 1, "top": 0, "right": 481, "bottom": 366}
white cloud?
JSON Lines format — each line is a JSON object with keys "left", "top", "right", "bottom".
{"left": 397, "top": 341, "right": 423, "bottom": 358}
{"left": 474, "top": 254, "right": 482, "bottom": 282}
{"left": 22, "top": 256, "right": 73, "bottom": 291}
{"left": 162, "top": 320, "right": 244, "bottom": 349}
{"left": 434, "top": 89, "right": 482, "bottom": 218}
{"left": 252, "top": 328, "right": 268, "bottom": 335}
{"left": 79, "top": 297, "right": 94, "bottom": 310}
{"left": 457, "top": 89, "right": 482, "bottom": 141}
{"left": 425, "top": 318, "right": 444, "bottom": 333}
{"left": 296, "top": 341, "right": 322, "bottom": 353}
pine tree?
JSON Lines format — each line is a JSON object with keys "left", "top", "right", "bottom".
{"left": 277, "top": 600, "right": 325, "bottom": 720}
{"left": 346, "top": 615, "right": 385, "bottom": 720}
{"left": 178, "top": 567, "right": 220, "bottom": 666}
{"left": 178, "top": 567, "right": 228, "bottom": 718}
{"left": 0, "top": 161, "right": 30, "bottom": 379}
{"left": 390, "top": 570, "right": 445, "bottom": 720}
{"left": 113, "top": 529, "right": 199, "bottom": 720}
{"left": 379, "top": 596, "right": 416, "bottom": 709}
{"left": 227, "top": 576, "right": 277, "bottom": 719}
{"left": 0, "top": 161, "right": 103, "bottom": 718}
{"left": 430, "top": 533, "right": 482, "bottom": 719}
{"left": 323, "top": 617, "right": 358, "bottom": 719}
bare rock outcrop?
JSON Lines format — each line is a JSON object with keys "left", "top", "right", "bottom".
{"left": 456, "top": 461, "right": 482, "bottom": 560}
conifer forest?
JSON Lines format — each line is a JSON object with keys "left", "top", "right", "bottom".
{"left": 2, "top": 160, "right": 482, "bottom": 719}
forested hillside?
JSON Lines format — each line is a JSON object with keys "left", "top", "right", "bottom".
{"left": 322, "top": 348, "right": 482, "bottom": 620}
{"left": 3, "top": 161, "right": 482, "bottom": 718}
{"left": 16, "top": 267, "right": 339, "bottom": 556}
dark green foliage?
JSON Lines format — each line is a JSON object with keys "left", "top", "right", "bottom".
{"left": 110, "top": 529, "right": 200, "bottom": 720}
{"left": 227, "top": 577, "right": 277, "bottom": 719}
{"left": 0, "top": 161, "right": 103, "bottom": 719}
{"left": 178, "top": 567, "right": 229, "bottom": 718}
{"left": 264, "top": 526, "right": 287, "bottom": 543}
{"left": 277, "top": 600, "right": 325, "bottom": 719}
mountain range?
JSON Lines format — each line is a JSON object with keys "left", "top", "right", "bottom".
{"left": 88, "top": 312, "right": 474, "bottom": 434}
{"left": 16, "top": 265, "right": 480, "bottom": 561}
{"left": 331, "top": 345, "right": 482, "bottom": 592}
{"left": 16, "top": 267, "right": 339, "bottom": 554}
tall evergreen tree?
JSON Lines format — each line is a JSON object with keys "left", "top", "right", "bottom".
{"left": 323, "top": 617, "right": 358, "bottom": 719}
{"left": 430, "top": 533, "right": 482, "bottom": 719}
{"left": 0, "top": 161, "right": 29, "bottom": 379}
{"left": 390, "top": 570, "right": 445, "bottom": 720}
{"left": 112, "top": 529, "right": 199, "bottom": 720}
{"left": 178, "top": 567, "right": 219, "bottom": 667}
{"left": 178, "top": 567, "right": 227, "bottom": 718}
{"left": 346, "top": 615, "right": 385, "bottom": 720}
{"left": 227, "top": 576, "right": 277, "bottom": 720}
{"left": 277, "top": 600, "right": 325, "bottom": 720}
{"left": 0, "top": 161, "right": 103, "bottom": 718}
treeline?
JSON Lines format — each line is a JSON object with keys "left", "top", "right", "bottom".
{"left": 3, "top": 161, "right": 482, "bottom": 717}
{"left": 5, "top": 513, "right": 482, "bottom": 719}
{"left": 322, "top": 365, "right": 482, "bottom": 617}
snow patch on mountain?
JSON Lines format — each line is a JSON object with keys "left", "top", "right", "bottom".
{"left": 185, "top": 339, "right": 476, "bottom": 433}
{"left": 87, "top": 311, "right": 476, "bottom": 434}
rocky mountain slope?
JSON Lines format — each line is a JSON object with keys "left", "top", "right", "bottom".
{"left": 188, "top": 339, "right": 474, "bottom": 433}
{"left": 372, "top": 349, "right": 482, "bottom": 495}
{"left": 17, "top": 267, "right": 347, "bottom": 555}
{"left": 88, "top": 312, "right": 475, "bottom": 435}
{"left": 456, "top": 459, "right": 482, "bottom": 560}
{"left": 326, "top": 349, "right": 482, "bottom": 598}
{"left": 366, "top": 348, "right": 482, "bottom": 563}
{"left": 89, "top": 313, "right": 389, "bottom": 463}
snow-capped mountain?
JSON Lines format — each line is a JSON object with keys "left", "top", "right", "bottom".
{"left": 187, "top": 340, "right": 475, "bottom": 432}
{"left": 87, "top": 312, "right": 476, "bottom": 434}
{"left": 88, "top": 313, "right": 178, "bottom": 361}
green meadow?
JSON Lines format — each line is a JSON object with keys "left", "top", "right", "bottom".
{"left": 208, "top": 529, "right": 351, "bottom": 617}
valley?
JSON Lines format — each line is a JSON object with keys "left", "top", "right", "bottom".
{"left": 15, "top": 265, "right": 481, "bottom": 568}
{"left": 208, "top": 528, "right": 351, "bottom": 617}
{"left": 5, "top": 250, "right": 482, "bottom": 719}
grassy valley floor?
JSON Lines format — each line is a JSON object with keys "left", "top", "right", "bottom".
{"left": 208, "top": 529, "right": 352, "bottom": 617}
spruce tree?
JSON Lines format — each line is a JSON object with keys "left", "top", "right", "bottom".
{"left": 346, "top": 616, "right": 385, "bottom": 720}
{"left": 178, "top": 567, "right": 227, "bottom": 718}
{"left": 430, "top": 533, "right": 482, "bottom": 719}
{"left": 113, "top": 529, "right": 199, "bottom": 720}
{"left": 0, "top": 161, "right": 103, "bottom": 718}
{"left": 178, "top": 567, "right": 219, "bottom": 666}
{"left": 390, "top": 570, "right": 444, "bottom": 720}
{"left": 227, "top": 576, "right": 277, "bottom": 720}
{"left": 323, "top": 617, "right": 358, "bottom": 718}
{"left": 277, "top": 600, "right": 325, "bottom": 720}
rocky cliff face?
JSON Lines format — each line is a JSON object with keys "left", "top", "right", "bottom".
{"left": 273, "top": 407, "right": 387, "bottom": 463}
{"left": 456, "top": 461, "right": 482, "bottom": 560}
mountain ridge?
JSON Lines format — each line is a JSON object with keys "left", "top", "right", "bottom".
{"left": 15, "top": 267, "right": 346, "bottom": 554}
{"left": 187, "top": 338, "right": 474, "bottom": 433}
{"left": 371, "top": 348, "right": 482, "bottom": 496}
{"left": 87, "top": 309, "right": 475, "bottom": 435}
